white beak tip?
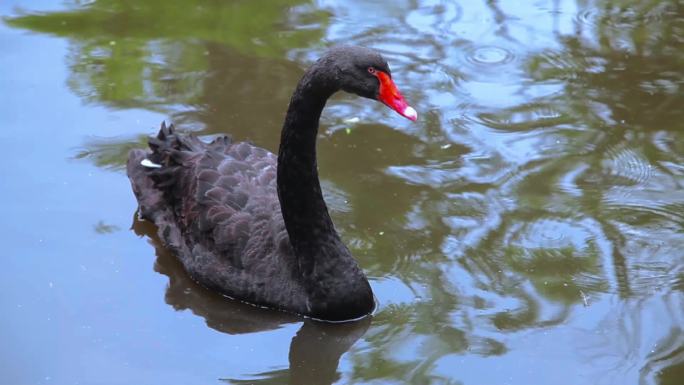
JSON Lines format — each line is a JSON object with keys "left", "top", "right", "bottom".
{"left": 403, "top": 106, "right": 418, "bottom": 121}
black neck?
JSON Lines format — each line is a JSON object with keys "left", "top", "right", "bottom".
{"left": 276, "top": 59, "right": 374, "bottom": 321}
{"left": 277, "top": 65, "right": 342, "bottom": 267}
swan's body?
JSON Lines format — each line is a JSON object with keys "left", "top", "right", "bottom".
{"left": 127, "top": 46, "right": 416, "bottom": 321}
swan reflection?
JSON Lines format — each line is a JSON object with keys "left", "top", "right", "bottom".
{"left": 132, "top": 214, "right": 370, "bottom": 385}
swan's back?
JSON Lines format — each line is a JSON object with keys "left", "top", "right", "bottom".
{"left": 127, "top": 124, "right": 307, "bottom": 311}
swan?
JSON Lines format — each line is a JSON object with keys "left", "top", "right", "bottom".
{"left": 127, "top": 46, "right": 416, "bottom": 321}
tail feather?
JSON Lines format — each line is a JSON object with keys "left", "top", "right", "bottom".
{"left": 127, "top": 122, "right": 190, "bottom": 222}
{"left": 127, "top": 148, "right": 165, "bottom": 221}
{"left": 147, "top": 123, "right": 206, "bottom": 162}
{"left": 127, "top": 121, "right": 234, "bottom": 223}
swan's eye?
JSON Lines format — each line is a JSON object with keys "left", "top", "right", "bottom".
{"left": 367, "top": 67, "right": 376, "bottom": 75}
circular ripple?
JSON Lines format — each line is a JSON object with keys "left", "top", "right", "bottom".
{"left": 507, "top": 218, "right": 596, "bottom": 251}
{"left": 449, "top": 43, "right": 520, "bottom": 84}
{"left": 465, "top": 45, "right": 515, "bottom": 67}
{"left": 605, "top": 146, "right": 653, "bottom": 186}
{"left": 574, "top": 8, "right": 599, "bottom": 27}
{"left": 476, "top": 103, "right": 569, "bottom": 131}
{"left": 574, "top": 4, "right": 676, "bottom": 30}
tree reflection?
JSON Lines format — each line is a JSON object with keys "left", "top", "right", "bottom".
{"left": 4, "top": 0, "right": 325, "bottom": 114}
{"left": 474, "top": 1, "right": 684, "bottom": 382}
{"left": 519, "top": 0, "right": 684, "bottom": 297}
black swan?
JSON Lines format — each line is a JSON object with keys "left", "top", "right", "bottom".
{"left": 127, "top": 46, "right": 416, "bottom": 321}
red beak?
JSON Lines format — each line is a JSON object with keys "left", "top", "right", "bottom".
{"left": 375, "top": 71, "right": 417, "bottom": 121}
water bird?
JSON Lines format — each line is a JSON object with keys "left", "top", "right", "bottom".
{"left": 127, "top": 46, "right": 416, "bottom": 321}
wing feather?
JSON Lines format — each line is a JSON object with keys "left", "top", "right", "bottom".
{"left": 127, "top": 123, "right": 305, "bottom": 312}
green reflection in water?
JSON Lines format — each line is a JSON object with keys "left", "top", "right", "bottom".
{"left": 5, "top": 0, "right": 326, "bottom": 111}
{"left": 74, "top": 135, "right": 149, "bottom": 170}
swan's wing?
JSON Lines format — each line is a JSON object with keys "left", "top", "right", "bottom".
{"left": 136, "top": 124, "right": 293, "bottom": 273}
{"left": 128, "top": 123, "right": 305, "bottom": 311}
{"left": 192, "top": 141, "right": 293, "bottom": 271}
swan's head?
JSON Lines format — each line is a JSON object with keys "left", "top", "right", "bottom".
{"left": 325, "top": 46, "right": 417, "bottom": 121}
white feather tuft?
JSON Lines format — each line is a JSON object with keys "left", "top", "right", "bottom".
{"left": 141, "top": 159, "right": 162, "bottom": 169}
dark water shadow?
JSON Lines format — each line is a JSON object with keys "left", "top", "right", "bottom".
{"left": 131, "top": 214, "right": 370, "bottom": 385}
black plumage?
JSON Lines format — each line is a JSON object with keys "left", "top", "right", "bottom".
{"left": 127, "top": 46, "right": 414, "bottom": 321}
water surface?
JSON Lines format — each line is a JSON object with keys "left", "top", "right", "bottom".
{"left": 1, "top": 0, "right": 683, "bottom": 384}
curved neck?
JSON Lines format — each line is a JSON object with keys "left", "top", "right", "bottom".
{"left": 276, "top": 60, "right": 374, "bottom": 321}
{"left": 277, "top": 65, "right": 341, "bottom": 264}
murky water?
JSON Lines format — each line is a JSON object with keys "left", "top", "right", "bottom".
{"left": 2, "top": 0, "right": 683, "bottom": 384}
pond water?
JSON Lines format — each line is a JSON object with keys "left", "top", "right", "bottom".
{"left": 1, "top": 0, "right": 683, "bottom": 384}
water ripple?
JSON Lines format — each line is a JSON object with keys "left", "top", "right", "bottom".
{"left": 506, "top": 217, "right": 597, "bottom": 251}
{"left": 465, "top": 45, "right": 515, "bottom": 67}
{"left": 606, "top": 201, "right": 684, "bottom": 229}
{"left": 574, "top": 8, "right": 600, "bottom": 28}
{"left": 406, "top": 0, "right": 463, "bottom": 36}
{"left": 385, "top": 161, "right": 464, "bottom": 188}
{"left": 574, "top": 3, "right": 679, "bottom": 30}
{"left": 476, "top": 103, "right": 572, "bottom": 131}
{"left": 604, "top": 146, "right": 654, "bottom": 186}
{"left": 444, "top": 42, "right": 520, "bottom": 85}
